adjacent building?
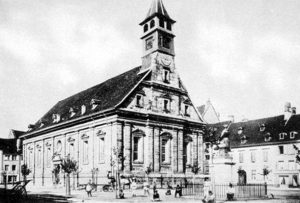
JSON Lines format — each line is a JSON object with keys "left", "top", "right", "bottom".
{"left": 0, "top": 129, "right": 24, "bottom": 184}
{"left": 20, "top": 0, "right": 206, "bottom": 187}
{"left": 206, "top": 102, "right": 300, "bottom": 187}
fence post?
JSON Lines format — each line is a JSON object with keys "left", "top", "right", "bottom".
{"left": 264, "top": 182, "right": 267, "bottom": 196}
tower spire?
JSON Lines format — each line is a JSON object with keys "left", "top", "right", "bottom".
{"left": 140, "top": 0, "right": 175, "bottom": 25}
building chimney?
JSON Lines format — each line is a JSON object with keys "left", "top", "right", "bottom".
{"left": 292, "top": 107, "right": 297, "bottom": 115}
{"left": 284, "top": 102, "right": 292, "bottom": 121}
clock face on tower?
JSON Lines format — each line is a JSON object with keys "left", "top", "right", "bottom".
{"left": 146, "top": 37, "right": 153, "bottom": 50}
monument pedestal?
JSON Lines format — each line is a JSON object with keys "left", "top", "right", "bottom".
{"left": 209, "top": 154, "right": 235, "bottom": 184}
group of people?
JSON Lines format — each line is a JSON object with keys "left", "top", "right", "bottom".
{"left": 85, "top": 178, "right": 235, "bottom": 202}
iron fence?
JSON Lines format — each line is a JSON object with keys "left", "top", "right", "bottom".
{"left": 182, "top": 183, "right": 267, "bottom": 200}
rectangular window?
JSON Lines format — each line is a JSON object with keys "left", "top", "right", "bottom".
{"left": 12, "top": 155, "right": 17, "bottom": 161}
{"left": 288, "top": 160, "right": 295, "bottom": 170}
{"left": 12, "top": 165, "right": 16, "bottom": 171}
{"left": 133, "top": 137, "right": 139, "bottom": 161}
{"left": 83, "top": 140, "right": 89, "bottom": 164}
{"left": 161, "top": 139, "right": 167, "bottom": 162}
{"left": 4, "top": 155, "right": 9, "bottom": 161}
{"left": 263, "top": 150, "right": 268, "bottom": 162}
{"left": 239, "top": 152, "right": 244, "bottom": 163}
{"left": 251, "top": 170, "right": 256, "bottom": 180}
{"left": 279, "top": 146, "right": 284, "bottom": 154}
{"left": 5, "top": 165, "right": 9, "bottom": 171}
{"left": 278, "top": 161, "right": 284, "bottom": 170}
{"left": 69, "top": 143, "right": 75, "bottom": 159}
{"left": 37, "top": 149, "right": 42, "bottom": 168}
{"left": 251, "top": 151, "right": 256, "bottom": 163}
{"left": 99, "top": 137, "right": 105, "bottom": 163}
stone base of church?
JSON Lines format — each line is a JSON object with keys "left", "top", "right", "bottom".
{"left": 209, "top": 155, "right": 235, "bottom": 184}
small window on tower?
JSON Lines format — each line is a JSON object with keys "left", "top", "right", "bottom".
{"left": 159, "top": 18, "right": 164, "bottom": 28}
{"left": 167, "top": 22, "right": 172, "bottom": 31}
{"left": 162, "top": 37, "right": 171, "bottom": 49}
{"left": 150, "top": 20, "right": 155, "bottom": 28}
{"left": 144, "top": 24, "right": 148, "bottom": 32}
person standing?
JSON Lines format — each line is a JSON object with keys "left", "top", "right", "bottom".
{"left": 131, "top": 179, "right": 137, "bottom": 197}
{"left": 226, "top": 183, "right": 235, "bottom": 201}
{"left": 86, "top": 179, "right": 93, "bottom": 197}
{"left": 174, "top": 185, "right": 182, "bottom": 198}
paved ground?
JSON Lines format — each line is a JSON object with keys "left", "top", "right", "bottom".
{"left": 26, "top": 187, "right": 300, "bottom": 203}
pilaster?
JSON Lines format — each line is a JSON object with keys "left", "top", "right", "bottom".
{"left": 192, "top": 132, "right": 198, "bottom": 165}
{"left": 172, "top": 131, "right": 178, "bottom": 173}
{"left": 177, "top": 130, "right": 183, "bottom": 173}
{"left": 146, "top": 123, "right": 153, "bottom": 169}
{"left": 123, "top": 123, "right": 131, "bottom": 172}
{"left": 153, "top": 127, "right": 160, "bottom": 172}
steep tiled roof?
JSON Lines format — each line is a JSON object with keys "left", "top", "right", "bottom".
{"left": 10, "top": 130, "right": 25, "bottom": 138}
{"left": 30, "top": 66, "right": 149, "bottom": 132}
{"left": 206, "top": 114, "right": 300, "bottom": 148}
{"left": 0, "top": 138, "right": 18, "bottom": 154}
{"left": 140, "top": 0, "right": 175, "bottom": 25}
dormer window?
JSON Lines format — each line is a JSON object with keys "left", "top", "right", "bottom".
{"left": 290, "top": 131, "right": 298, "bottom": 139}
{"left": 52, "top": 114, "right": 61, "bottom": 123}
{"left": 81, "top": 105, "right": 86, "bottom": 115}
{"left": 159, "top": 18, "right": 164, "bottom": 28}
{"left": 260, "top": 124, "right": 266, "bottom": 132}
{"left": 184, "top": 105, "right": 190, "bottom": 117}
{"left": 69, "top": 108, "right": 76, "bottom": 118}
{"left": 279, "top": 133, "right": 287, "bottom": 140}
{"left": 150, "top": 20, "right": 155, "bottom": 28}
{"left": 163, "top": 69, "right": 170, "bottom": 83}
{"left": 136, "top": 94, "right": 144, "bottom": 108}
{"left": 264, "top": 133, "right": 272, "bottom": 142}
{"left": 90, "top": 99, "right": 100, "bottom": 110}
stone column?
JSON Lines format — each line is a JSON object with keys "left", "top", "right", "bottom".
{"left": 177, "top": 130, "right": 183, "bottom": 173}
{"left": 123, "top": 123, "right": 131, "bottom": 172}
{"left": 153, "top": 127, "right": 160, "bottom": 172}
{"left": 172, "top": 131, "right": 178, "bottom": 173}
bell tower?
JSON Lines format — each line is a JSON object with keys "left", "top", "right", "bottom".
{"left": 140, "top": 0, "right": 176, "bottom": 69}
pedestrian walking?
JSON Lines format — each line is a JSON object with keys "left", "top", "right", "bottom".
{"left": 144, "top": 180, "right": 150, "bottom": 196}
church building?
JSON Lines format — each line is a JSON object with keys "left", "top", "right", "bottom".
{"left": 20, "top": 0, "right": 205, "bottom": 187}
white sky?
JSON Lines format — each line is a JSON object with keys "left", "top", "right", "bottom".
{"left": 1, "top": 0, "right": 300, "bottom": 137}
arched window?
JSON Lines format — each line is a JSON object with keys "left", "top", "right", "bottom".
{"left": 167, "top": 22, "right": 172, "bottom": 30}
{"left": 150, "top": 20, "right": 155, "bottom": 28}
{"left": 144, "top": 24, "right": 149, "bottom": 32}
{"left": 159, "top": 18, "right": 164, "bottom": 28}
{"left": 160, "top": 133, "right": 172, "bottom": 163}
{"left": 132, "top": 130, "right": 145, "bottom": 163}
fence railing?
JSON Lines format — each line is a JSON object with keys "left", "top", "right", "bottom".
{"left": 182, "top": 183, "right": 267, "bottom": 200}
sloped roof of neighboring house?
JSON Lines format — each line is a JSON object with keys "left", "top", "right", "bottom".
{"left": 197, "top": 100, "right": 220, "bottom": 124}
{"left": 29, "top": 66, "right": 150, "bottom": 132}
{"left": 206, "top": 114, "right": 300, "bottom": 148}
{"left": 0, "top": 138, "right": 18, "bottom": 154}
{"left": 9, "top": 129, "right": 25, "bottom": 139}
